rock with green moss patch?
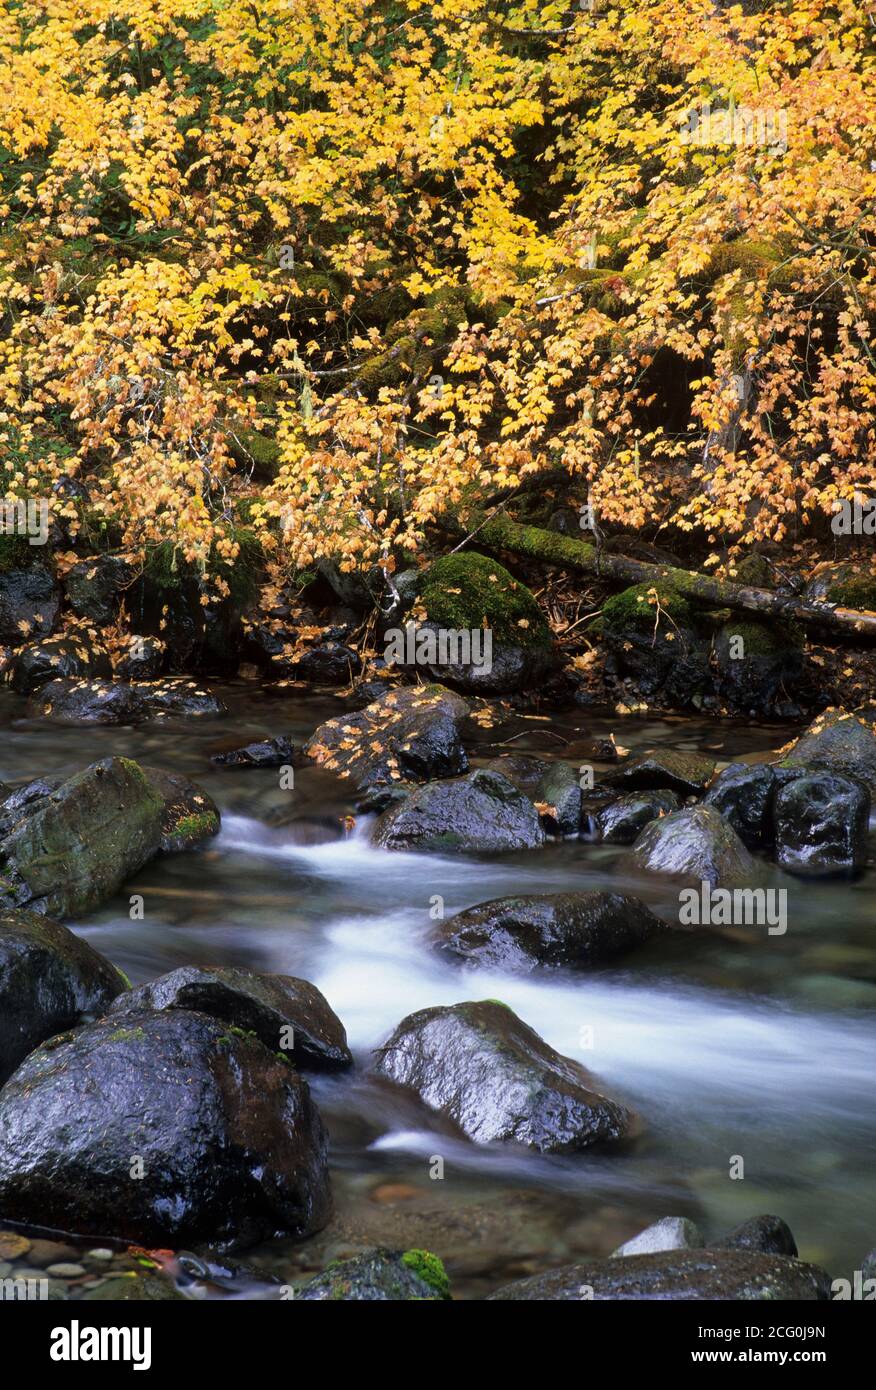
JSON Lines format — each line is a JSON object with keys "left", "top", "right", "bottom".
{"left": 606, "top": 748, "right": 715, "bottom": 796}
{"left": 140, "top": 768, "right": 220, "bottom": 852}
{"left": 600, "top": 583, "right": 710, "bottom": 706}
{"left": 0, "top": 757, "right": 164, "bottom": 917}
{"left": 0, "top": 908, "right": 127, "bottom": 1085}
{"left": 292, "top": 1247, "right": 448, "bottom": 1301}
{"left": 714, "top": 618, "right": 802, "bottom": 714}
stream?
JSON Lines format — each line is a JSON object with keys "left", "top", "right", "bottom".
{"left": 2, "top": 683, "right": 875, "bottom": 1298}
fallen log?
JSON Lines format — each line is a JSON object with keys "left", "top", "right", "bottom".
{"left": 461, "top": 514, "right": 876, "bottom": 642}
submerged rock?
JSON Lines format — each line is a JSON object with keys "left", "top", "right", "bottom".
{"left": 373, "top": 1000, "right": 634, "bottom": 1152}
{"left": 8, "top": 634, "right": 112, "bottom": 695}
{"left": 29, "top": 677, "right": 148, "bottom": 724}
{"left": 488, "top": 1248, "right": 832, "bottom": 1300}
{"left": 594, "top": 790, "right": 679, "bottom": 844}
{"left": 630, "top": 805, "right": 758, "bottom": 888}
{"left": 713, "top": 1215, "right": 798, "bottom": 1257}
{"left": 211, "top": 736, "right": 296, "bottom": 768}
{"left": 109, "top": 965, "right": 352, "bottom": 1071}
{"left": 606, "top": 748, "right": 715, "bottom": 797}
{"left": 0, "top": 1010, "right": 331, "bottom": 1250}
{"left": 612, "top": 1216, "right": 704, "bottom": 1257}
{"left": 293, "top": 1248, "right": 450, "bottom": 1301}
{"left": 0, "top": 909, "right": 127, "bottom": 1085}
{"left": 141, "top": 769, "right": 221, "bottom": 853}
{"left": 702, "top": 763, "right": 777, "bottom": 848}
{"left": 435, "top": 892, "right": 665, "bottom": 971}
{"left": 372, "top": 769, "right": 544, "bottom": 853}
{"left": 773, "top": 770, "right": 869, "bottom": 877}
{"left": 781, "top": 708, "right": 876, "bottom": 790}
{"left": 0, "top": 757, "right": 164, "bottom": 917}
{"left": 305, "top": 684, "right": 469, "bottom": 793}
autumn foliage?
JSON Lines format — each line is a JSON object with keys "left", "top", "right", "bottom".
{"left": 0, "top": 0, "right": 873, "bottom": 590}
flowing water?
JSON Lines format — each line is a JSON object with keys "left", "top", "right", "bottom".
{"left": 2, "top": 684, "right": 875, "bottom": 1298}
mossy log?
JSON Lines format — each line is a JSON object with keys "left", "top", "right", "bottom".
{"left": 460, "top": 515, "right": 876, "bottom": 643}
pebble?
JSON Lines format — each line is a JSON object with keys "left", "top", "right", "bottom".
{"left": 85, "top": 1248, "right": 115, "bottom": 1262}
{"left": 0, "top": 1232, "right": 31, "bottom": 1260}
{"left": 47, "top": 1263, "right": 86, "bottom": 1278}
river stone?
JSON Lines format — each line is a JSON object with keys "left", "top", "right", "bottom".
{"left": 595, "top": 790, "right": 679, "bottom": 844}
{"left": 292, "top": 642, "right": 361, "bottom": 684}
{"left": 0, "top": 566, "right": 60, "bottom": 645}
{"left": 534, "top": 762, "right": 582, "bottom": 836}
{"left": 605, "top": 749, "right": 715, "bottom": 796}
{"left": 613, "top": 1216, "right": 704, "bottom": 1257}
{"left": 293, "top": 1248, "right": 449, "bottom": 1301}
{"left": 373, "top": 1001, "right": 634, "bottom": 1152}
{"left": 0, "top": 909, "right": 127, "bottom": 1086}
{"left": 134, "top": 678, "right": 226, "bottom": 719}
{"left": 482, "top": 754, "right": 550, "bottom": 795}
{"left": 305, "top": 684, "right": 469, "bottom": 793}
{"left": 781, "top": 709, "right": 876, "bottom": 791}
{"left": 630, "top": 805, "right": 758, "bottom": 888}
{"left": 713, "top": 619, "right": 803, "bottom": 714}
{"left": 702, "top": 763, "right": 776, "bottom": 847}
{"left": 488, "top": 1249, "right": 832, "bottom": 1300}
{"left": 372, "top": 769, "right": 545, "bottom": 853}
{"left": 0, "top": 1009, "right": 331, "bottom": 1250}
{"left": 8, "top": 634, "right": 112, "bottom": 695}
{"left": 141, "top": 768, "right": 220, "bottom": 852}
{"left": 28, "top": 677, "right": 148, "bottom": 724}
{"left": 713, "top": 1215, "right": 798, "bottom": 1257}
{"left": 0, "top": 777, "right": 62, "bottom": 838}
{"left": 109, "top": 965, "right": 352, "bottom": 1071}
{"left": 211, "top": 736, "right": 296, "bottom": 768}
{"left": 0, "top": 757, "right": 164, "bottom": 917}
{"left": 113, "top": 634, "right": 165, "bottom": 680}
{"left": 773, "top": 771, "right": 869, "bottom": 877}
{"left": 434, "top": 892, "right": 665, "bottom": 971}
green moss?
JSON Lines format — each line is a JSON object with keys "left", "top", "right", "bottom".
{"left": 416, "top": 551, "right": 551, "bottom": 649}
{"left": 719, "top": 618, "right": 802, "bottom": 655}
{"left": 108, "top": 1026, "right": 146, "bottom": 1043}
{"left": 0, "top": 533, "right": 35, "bottom": 572}
{"left": 115, "top": 967, "right": 133, "bottom": 990}
{"left": 828, "top": 577, "right": 876, "bottom": 612}
{"left": 733, "top": 553, "right": 773, "bottom": 587}
{"left": 401, "top": 1249, "right": 451, "bottom": 1299}
{"left": 174, "top": 810, "right": 220, "bottom": 840}
{"left": 706, "top": 237, "right": 797, "bottom": 290}
{"left": 228, "top": 426, "right": 281, "bottom": 478}
{"left": 601, "top": 582, "right": 696, "bottom": 635}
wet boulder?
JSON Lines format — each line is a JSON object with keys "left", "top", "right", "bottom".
{"left": 28, "top": 677, "right": 148, "bottom": 724}
{"left": 0, "top": 565, "right": 60, "bottom": 646}
{"left": 140, "top": 769, "right": 221, "bottom": 853}
{"left": 113, "top": 635, "right": 165, "bottom": 680}
{"left": 482, "top": 754, "right": 550, "bottom": 797}
{"left": 293, "top": 1248, "right": 450, "bottom": 1301}
{"left": 630, "top": 805, "right": 758, "bottom": 888}
{"left": 780, "top": 708, "right": 876, "bottom": 791}
{"left": 373, "top": 1000, "right": 634, "bottom": 1152}
{"left": 600, "top": 583, "right": 710, "bottom": 706}
{"left": 390, "top": 552, "right": 557, "bottom": 695}
{"left": 0, "top": 777, "right": 62, "bottom": 838}
{"left": 713, "top": 619, "right": 803, "bottom": 714}
{"left": 372, "top": 769, "right": 544, "bottom": 853}
{"left": 434, "top": 892, "right": 665, "bottom": 972}
{"left": 292, "top": 642, "right": 361, "bottom": 685}
{"left": 64, "top": 556, "right": 135, "bottom": 627}
{"left": 0, "top": 757, "right": 164, "bottom": 917}
{"left": 594, "top": 790, "right": 679, "bottom": 844}
{"left": 212, "top": 736, "right": 296, "bottom": 768}
{"left": 773, "top": 770, "right": 869, "bottom": 877}
{"left": 0, "top": 1009, "right": 331, "bottom": 1250}
{"left": 702, "top": 763, "right": 777, "bottom": 848}
{"left": 605, "top": 748, "right": 715, "bottom": 797}
{"left": 8, "top": 633, "right": 112, "bottom": 695}
{"left": 612, "top": 1216, "right": 704, "bottom": 1257}
{"left": 109, "top": 965, "right": 352, "bottom": 1071}
{"left": 713, "top": 1215, "right": 798, "bottom": 1257}
{"left": 306, "top": 685, "right": 469, "bottom": 794}
{"left": 533, "top": 762, "right": 582, "bottom": 837}
{"left": 134, "top": 678, "right": 226, "bottom": 719}
{"left": 488, "top": 1248, "right": 832, "bottom": 1300}
{"left": 0, "top": 909, "right": 127, "bottom": 1085}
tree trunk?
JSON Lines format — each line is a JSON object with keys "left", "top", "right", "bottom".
{"left": 460, "top": 514, "right": 876, "bottom": 642}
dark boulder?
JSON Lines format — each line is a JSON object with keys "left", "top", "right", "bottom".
{"left": 8, "top": 634, "right": 112, "bottom": 695}
{"left": 606, "top": 748, "right": 715, "bottom": 796}
{"left": 534, "top": 762, "right": 582, "bottom": 837}
{"left": 600, "top": 583, "right": 710, "bottom": 707}
{"left": 372, "top": 769, "right": 544, "bottom": 853}
{"left": 28, "top": 677, "right": 148, "bottom": 724}
{"left": 306, "top": 685, "right": 469, "bottom": 794}
{"left": 212, "top": 736, "right": 296, "bottom": 769}
{"left": 0, "top": 757, "right": 164, "bottom": 917}
{"left": 140, "top": 769, "right": 221, "bottom": 853}
{"left": 113, "top": 635, "right": 165, "bottom": 680}
{"left": 64, "top": 556, "right": 135, "bottom": 627}
{"left": 487, "top": 1248, "right": 831, "bottom": 1300}
{"left": 0, "top": 1009, "right": 331, "bottom": 1250}
{"left": 293, "top": 1248, "right": 450, "bottom": 1301}
{"left": 780, "top": 708, "right": 876, "bottom": 791}
{"left": 702, "top": 763, "right": 776, "bottom": 848}
{"left": 594, "top": 790, "right": 679, "bottom": 844}
{"left": 482, "top": 754, "right": 550, "bottom": 796}
{"left": 434, "top": 892, "right": 665, "bottom": 972}
{"left": 0, "top": 909, "right": 127, "bottom": 1085}
{"left": 713, "top": 1215, "right": 798, "bottom": 1257}
{"left": 0, "top": 777, "right": 62, "bottom": 838}
{"left": 0, "top": 566, "right": 60, "bottom": 646}
{"left": 292, "top": 642, "right": 361, "bottom": 685}
{"left": 135, "top": 679, "right": 226, "bottom": 719}
{"left": 109, "top": 965, "right": 352, "bottom": 1071}
{"left": 773, "top": 771, "right": 869, "bottom": 877}
{"left": 713, "top": 619, "right": 803, "bottom": 714}
{"left": 630, "top": 805, "right": 758, "bottom": 888}
{"left": 373, "top": 1000, "right": 634, "bottom": 1152}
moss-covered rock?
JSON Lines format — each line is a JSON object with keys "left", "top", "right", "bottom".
{"left": 600, "top": 582, "right": 710, "bottom": 707}
{"left": 293, "top": 1248, "right": 449, "bottom": 1301}
{"left": 140, "top": 769, "right": 220, "bottom": 853}
{"left": 713, "top": 618, "right": 803, "bottom": 713}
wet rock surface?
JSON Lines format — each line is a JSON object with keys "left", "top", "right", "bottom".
{"left": 306, "top": 685, "right": 469, "bottom": 793}
{"left": 594, "top": 790, "right": 679, "bottom": 844}
{"left": 702, "top": 763, "right": 777, "bottom": 848}
{"left": 631, "top": 805, "right": 758, "bottom": 888}
{"left": 773, "top": 770, "right": 870, "bottom": 877}
{"left": 606, "top": 748, "right": 715, "bottom": 796}
{"left": 372, "top": 768, "right": 545, "bottom": 853}
{"left": 292, "top": 1247, "right": 449, "bottom": 1300}
{"left": 141, "top": 768, "right": 221, "bottom": 853}
{"left": 8, "top": 633, "right": 112, "bottom": 694}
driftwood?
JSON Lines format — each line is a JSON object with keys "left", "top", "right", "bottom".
{"left": 457, "top": 514, "right": 876, "bottom": 642}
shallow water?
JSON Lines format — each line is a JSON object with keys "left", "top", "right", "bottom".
{"left": 2, "top": 684, "right": 875, "bottom": 1297}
